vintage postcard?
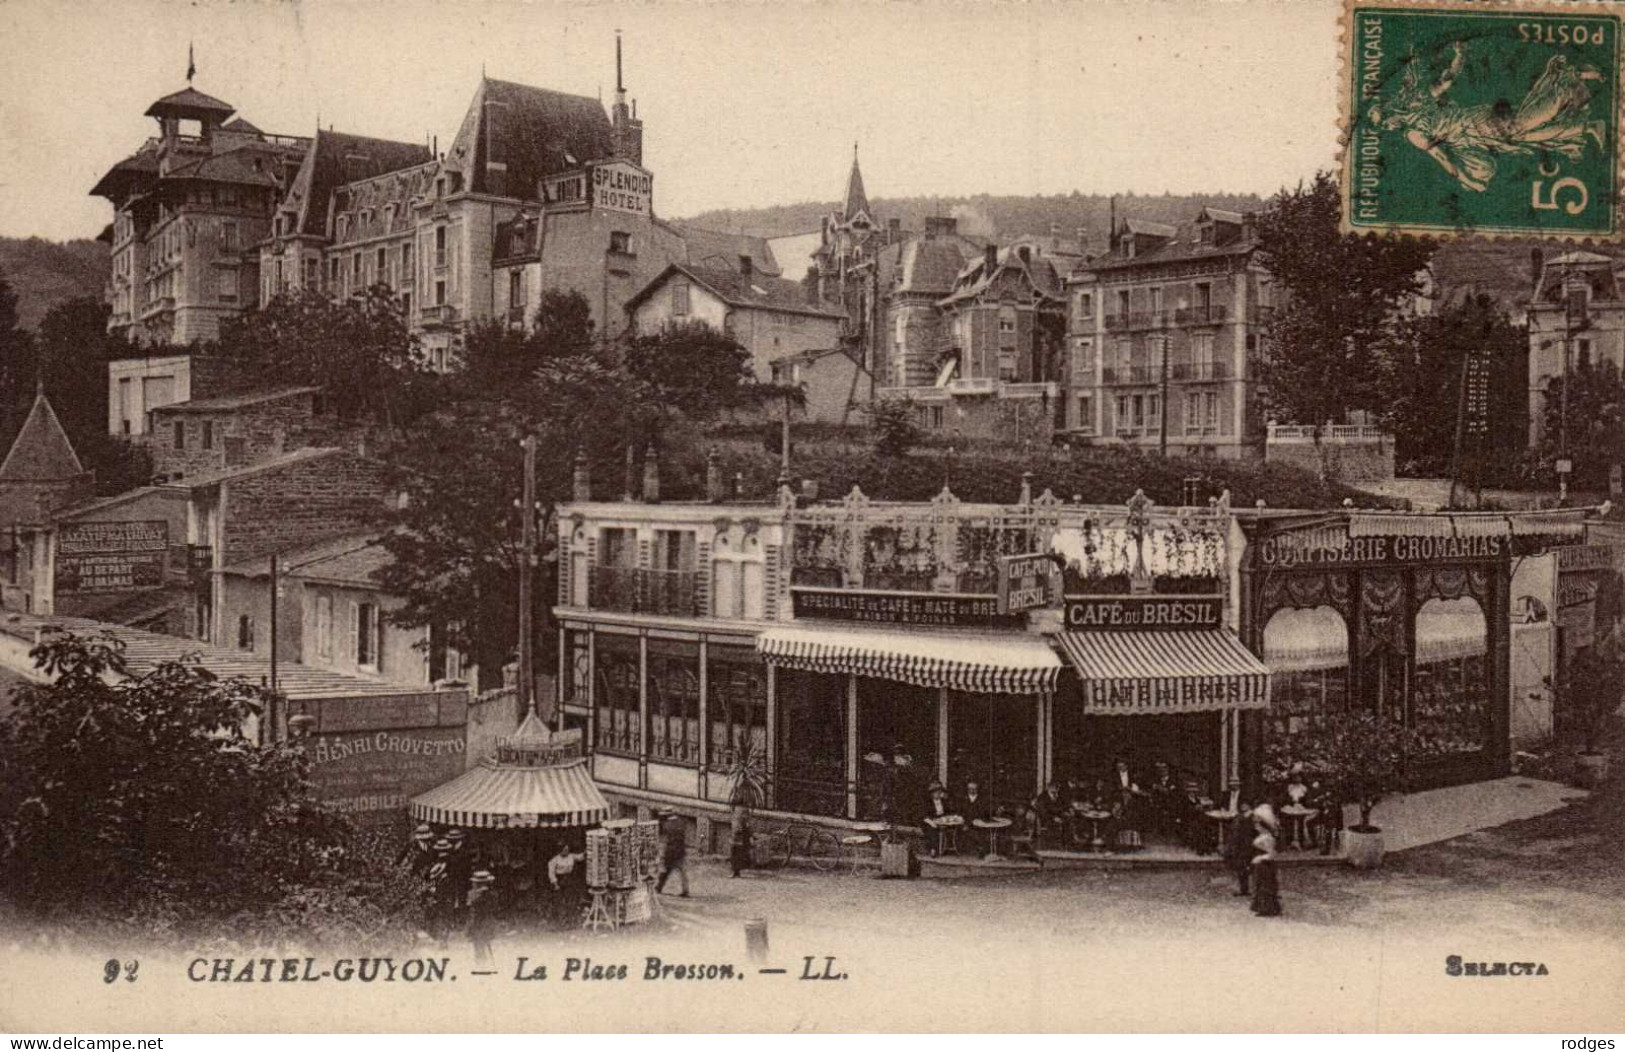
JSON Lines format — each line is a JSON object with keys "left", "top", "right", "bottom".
{"left": 1, "top": 0, "right": 1623, "bottom": 1036}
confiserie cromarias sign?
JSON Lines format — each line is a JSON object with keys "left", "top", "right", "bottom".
{"left": 1256, "top": 528, "right": 1505, "bottom": 569}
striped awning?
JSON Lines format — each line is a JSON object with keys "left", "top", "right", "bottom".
{"left": 756, "top": 624, "right": 1063, "bottom": 695}
{"left": 409, "top": 757, "right": 611, "bottom": 829}
{"left": 1057, "top": 630, "right": 1271, "bottom": 715}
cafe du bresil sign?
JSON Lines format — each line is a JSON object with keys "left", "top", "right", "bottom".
{"left": 592, "top": 161, "right": 652, "bottom": 216}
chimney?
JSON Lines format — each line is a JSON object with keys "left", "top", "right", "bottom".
{"left": 1241, "top": 211, "right": 1257, "bottom": 242}
{"left": 1076, "top": 225, "right": 1087, "bottom": 252}
{"left": 642, "top": 444, "right": 660, "bottom": 503}
{"left": 572, "top": 449, "right": 591, "bottom": 501}
{"left": 887, "top": 217, "right": 900, "bottom": 243}
{"left": 623, "top": 444, "right": 637, "bottom": 501}
{"left": 739, "top": 254, "right": 753, "bottom": 279}
{"left": 1530, "top": 247, "right": 1545, "bottom": 287}
{"left": 705, "top": 449, "right": 724, "bottom": 503}
{"left": 984, "top": 244, "right": 998, "bottom": 273}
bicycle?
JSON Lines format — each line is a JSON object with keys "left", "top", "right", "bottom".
{"left": 755, "top": 821, "right": 842, "bottom": 872}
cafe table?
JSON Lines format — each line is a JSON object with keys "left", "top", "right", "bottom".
{"left": 1280, "top": 805, "right": 1318, "bottom": 850}
{"left": 972, "top": 817, "right": 1013, "bottom": 861}
{"left": 1078, "top": 809, "right": 1113, "bottom": 852}
{"left": 923, "top": 814, "right": 964, "bottom": 856}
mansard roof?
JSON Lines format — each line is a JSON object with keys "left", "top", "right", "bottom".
{"left": 0, "top": 389, "right": 85, "bottom": 482}
{"left": 285, "top": 129, "right": 435, "bottom": 238}
{"left": 446, "top": 78, "right": 614, "bottom": 199}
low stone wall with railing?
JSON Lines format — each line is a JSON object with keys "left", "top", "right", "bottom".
{"left": 1264, "top": 423, "right": 1395, "bottom": 483}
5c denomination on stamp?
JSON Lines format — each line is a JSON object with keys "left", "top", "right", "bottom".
{"left": 1342, "top": 0, "right": 1622, "bottom": 240}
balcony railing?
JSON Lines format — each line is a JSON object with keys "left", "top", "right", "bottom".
{"left": 420, "top": 303, "right": 459, "bottom": 325}
{"left": 1170, "top": 361, "right": 1232, "bottom": 381}
{"left": 946, "top": 376, "right": 997, "bottom": 395}
{"left": 1174, "top": 305, "right": 1228, "bottom": 326}
{"left": 1103, "top": 313, "right": 1130, "bottom": 332}
{"left": 1103, "top": 365, "right": 1158, "bottom": 385}
{"left": 589, "top": 566, "right": 700, "bottom": 617}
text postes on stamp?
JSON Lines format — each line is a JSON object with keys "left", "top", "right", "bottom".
{"left": 1343, "top": 0, "right": 1622, "bottom": 240}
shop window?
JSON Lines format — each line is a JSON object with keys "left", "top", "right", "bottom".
{"left": 1413, "top": 597, "right": 1490, "bottom": 757}
{"left": 1261, "top": 605, "right": 1350, "bottom": 780}
{"left": 775, "top": 667, "right": 847, "bottom": 818}
{"left": 948, "top": 690, "right": 1038, "bottom": 809}
{"left": 647, "top": 639, "right": 700, "bottom": 765}
{"left": 708, "top": 644, "right": 767, "bottom": 767}
{"left": 856, "top": 677, "right": 938, "bottom": 821}
{"left": 594, "top": 633, "right": 641, "bottom": 757}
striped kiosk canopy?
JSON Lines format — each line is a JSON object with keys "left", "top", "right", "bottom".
{"left": 757, "top": 624, "right": 1063, "bottom": 695}
{"left": 1057, "top": 630, "right": 1271, "bottom": 716}
{"left": 410, "top": 712, "right": 611, "bottom": 829}
{"left": 410, "top": 756, "right": 612, "bottom": 829}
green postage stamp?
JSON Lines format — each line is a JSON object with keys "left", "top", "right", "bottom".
{"left": 1343, "top": 0, "right": 1622, "bottom": 240}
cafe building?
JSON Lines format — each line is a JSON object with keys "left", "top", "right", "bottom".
{"left": 1237, "top": 509, "right": 1591, "bottom": 790}
{"left": 554, "top": 465, "right": 1277, "bottom": 843}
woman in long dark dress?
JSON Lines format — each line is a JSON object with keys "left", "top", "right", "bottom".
{"left": 1250, "top": 804, "right": 1282, "bottom": 917}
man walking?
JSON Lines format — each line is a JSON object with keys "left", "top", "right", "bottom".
{"left": 656, "top": 810, "right": 690, "bottom": 897}
{"left": 1226, "top": 802, "right": 1255, "bottom": 897}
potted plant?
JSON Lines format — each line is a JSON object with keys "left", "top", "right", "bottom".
{"left": 721, "top": 745, "right": 769, "bottom": 866}
{"left": 1288, "top": 711, "right": 1426, "bottom": 869}
{"left": 1550, "top": 630, "right": 1624, "bottom": 789}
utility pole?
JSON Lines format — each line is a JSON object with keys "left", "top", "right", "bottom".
{"left": 1559, "top": 273, "right": 1587, "bottom": 506}
{"left": 269, "top": 553, "right": 279, "bottom": 722}
{"left": 1158, "top": 335, "right": 1170, "bottom": 457}
{"left": 517, "top": 433, "right": 538, "bottom": 717}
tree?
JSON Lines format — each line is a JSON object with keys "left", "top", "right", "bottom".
{"left": 1535, "top": 356, "right": 1624, "bottom": 491}
{"left": 0, "top": 632, "right": 350, "bottom": 923}
{"left": 215, "top": 286, "right": 428, "bottom": 425}
{"left": 460, "top": 290, "right": 598, "bottom": 395}
{"left": 1383, "top": 293, "right": 1526, "bottom": 478}
{"left": 864, "top": 397, "right": 923, "bottom": 458}
{"left": 621, "top": 320, "right": 755, "bottom": 419}
{"left": 0, "top": 267, "right": 34, "bottom": 438}
{"left": 1273, "top": 711, "right": 1429, "bottom": 832}
{"left": 378, "top": 338, "right": 661, "bottom": 694}
{"left": 1254, "top": 172, "right": 1437, "bottom": 426}
{"left": 1549, "top": 628, "right": 1625, "bottom": 755}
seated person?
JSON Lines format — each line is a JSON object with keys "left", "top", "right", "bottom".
{"left": 920, "top": 781, "right": 961, "bottom": 856}
{"left": 1147, "top": 760, "right": 1181, "bottom": 836}
{"left": 1110, "top": 757, "right": 1147, "bottom": 830}
{"left": 1179, "top": 779, "right": 1216, "bottom": 854}
{"left": 1031, "top": 781, "right": 1070, "bottom": 847}
{"left": 960, "top": 779, "right": 992, "bottom": 854}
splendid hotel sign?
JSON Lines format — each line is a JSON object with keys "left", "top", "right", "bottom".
{"left": 1256, "top": 527, "right": 1506, "bottom": 569}
{"left": 592, "top": 161, "right": 652, "bottom": 216}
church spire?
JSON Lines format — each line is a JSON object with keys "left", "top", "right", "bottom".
{"left": 843, "top": 142, "right": 869, "bottom": 222}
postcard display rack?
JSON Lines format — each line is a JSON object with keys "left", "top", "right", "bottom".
{"left": 583, "top": 818, "right": 663, "bottom": 930}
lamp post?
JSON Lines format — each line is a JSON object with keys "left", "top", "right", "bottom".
{"left": 1559, "top": 271, "right": 1589, "bottom": 506}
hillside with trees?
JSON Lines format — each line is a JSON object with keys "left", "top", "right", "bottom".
{"left": 677, "top": 191, "right": 1269, "bottom": 243}
{"left": 0, "top": 238, "right": 109, "bottom": 330}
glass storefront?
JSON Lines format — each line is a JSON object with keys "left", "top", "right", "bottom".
{"left": 946, "top": 691, "right": 1037, "bottom": 811}
{"left": 594, "top": 633, "right": 641, "bottom": 757}
{"left": 856, "top": 678, "right": 938, "bottom": 820}
{"left": 1414, "top": 597, "right": 1491, "bottom": 758}
{"left": 775, "top": 668, "right": 847, "bottom": 818}
{"left": 1261, "top": 605, "right": 1350, "bottom": 778}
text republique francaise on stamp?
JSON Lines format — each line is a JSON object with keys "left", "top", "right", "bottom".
{"left": 1343, "top": 0, "right": 1622, "bottom": 240}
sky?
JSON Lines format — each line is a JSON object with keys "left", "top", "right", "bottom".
{"left": 0, "top": 0, "right": 1343, "bottom": 242}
